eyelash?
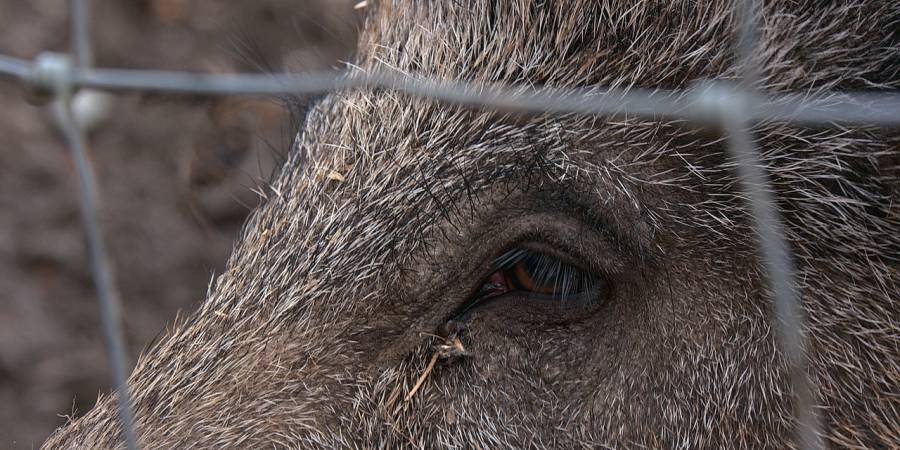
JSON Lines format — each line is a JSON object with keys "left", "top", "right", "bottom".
{"left": 493, "top": 248, "right": 600, "bottom": 299}
{"left": 457, "top": 246, "right": 606, "bottom": 316}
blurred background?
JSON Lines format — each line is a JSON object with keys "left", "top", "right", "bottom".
{"left": 0, "top": 1, "right": 360, "bottom": 446}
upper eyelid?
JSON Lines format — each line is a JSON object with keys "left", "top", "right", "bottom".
{"left": 501, "top": 188, "right": 649, "bottom": 265}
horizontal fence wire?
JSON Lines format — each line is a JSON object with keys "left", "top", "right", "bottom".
{"left": 0, "top": 0, "right": 897, "bottom": 448}
{"left": 2, "top": 54, "right": 900, "bottom": 126}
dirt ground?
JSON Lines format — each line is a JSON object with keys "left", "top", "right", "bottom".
{"left": 0, "top": 1, "right": 359, "bottom": 446}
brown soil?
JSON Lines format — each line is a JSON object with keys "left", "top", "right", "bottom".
{"left": 0, "top": 1, "right": 358, "bottom": 446}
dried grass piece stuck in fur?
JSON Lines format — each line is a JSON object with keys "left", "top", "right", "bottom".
{"left": 404, "top": 353, "right": 439, "bottom": 402}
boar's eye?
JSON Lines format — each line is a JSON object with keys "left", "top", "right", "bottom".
{"left": 456, "top": 246, "right": 610, "bottom": 318}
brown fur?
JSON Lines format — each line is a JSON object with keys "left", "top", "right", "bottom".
{"left": 45, "top": 0, "right": 899, "bottom": 448}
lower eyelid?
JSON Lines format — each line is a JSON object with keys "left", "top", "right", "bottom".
{"left": 516, "top": 288, "right": 601, "bottom": 304}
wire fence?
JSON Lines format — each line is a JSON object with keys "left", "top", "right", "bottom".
{"left": 1, "top": 1, "right": 898, "bottom": 449}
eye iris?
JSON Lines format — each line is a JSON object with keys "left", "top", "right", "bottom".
{"left": 512, "top": 260, "right": 556, "bottom": 294}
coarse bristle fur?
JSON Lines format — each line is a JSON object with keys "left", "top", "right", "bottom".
{"left": 45, "top": 1, "right": 898, "bottom": 448}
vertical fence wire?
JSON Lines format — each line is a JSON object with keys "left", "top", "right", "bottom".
{"left": 59, "top": 0, "right": 139, "bottom": 448}
{"left": 54, "top": 97, "right": 139, "bottom": 450}
{"left": 729, "top": 1, "right": 822, "bottom": 449}
{"left": 71, "top": 0, "right": 93, "bottom": 69}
